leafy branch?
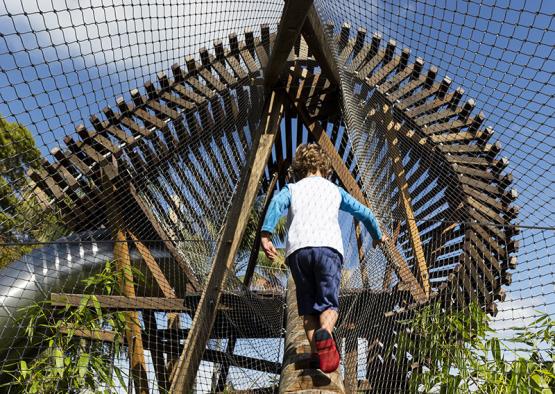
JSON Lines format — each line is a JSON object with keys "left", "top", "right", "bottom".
{"left": 3, "top": 260, "right": 141, "bottom": 393}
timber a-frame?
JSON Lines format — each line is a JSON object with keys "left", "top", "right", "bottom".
{"left": 29, "top": 2, "right": 518, "bottom": 392}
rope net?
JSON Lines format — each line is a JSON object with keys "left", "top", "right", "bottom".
{"left": 0, "top": 0, "right": 553, "bottom": 392}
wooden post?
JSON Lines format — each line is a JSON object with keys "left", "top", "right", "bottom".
{"left": 344, "top": 334, "right": 358, "bottom": 394}
{"left": 113, "top": 230, "right": 150, "bottom": 394}
{"left": 169, "top": 91, "right": 285, "bottom": 394}
{"left": 243, "top": 171, "right": 279, "bottom": 287}
{"left": 264, "top": 0, "right": 314, "bottom": 90}
{"left": 354, "top": 219, "right": 369, "bottom": 287}
{"left": 301, "top": 5, "right": 341, "bottom": 87}
{"left": 143, "top": 310, "right": 170, "bottom": 392}
{"left": 101, "top": 164, "right": 150, "bottom": 394}
{"left": 214, "top": 336, "right": 237, "bottom": 392}
{"left": 279, "top": 276, "right": 345, "bottom": 393}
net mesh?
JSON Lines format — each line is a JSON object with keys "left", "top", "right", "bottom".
{"left": 0, "top": 0, "right": 553, "bottom": 392}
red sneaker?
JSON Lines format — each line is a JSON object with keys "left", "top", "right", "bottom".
{"left": 314, "top": 328, "right": 340, "bottom": 372}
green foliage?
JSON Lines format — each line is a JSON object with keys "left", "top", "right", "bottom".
{"left": 0, "top": 115, "right": 64, "bottom": 267}
{"left": 4, "top": 261, "right": 132, "bottom": 393}
{"left": 397, "top": 302, "right": 555, "bottom": 393}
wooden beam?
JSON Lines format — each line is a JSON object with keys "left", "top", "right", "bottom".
{"left": 354, "top": 219, "right": 368, "bottom": 287}
{"left": 301, "top": 5, "right": 341, "bottom": 87}
{"left": 279, "top": 275, "right": 345, "bottom": 393}
{"left": 379, "top": 103, "right": 430, "bottom": 297}
{"left": 130, "top": 184, "right": 200, "bottom": 292}
{"left": 344, "top": 335, "right": 358, "bottom": 394}
{"left": 143, "top": 310, "right": 170, "bottom": 392}
{"left": 126, "top": 232, "right": 181, "bottom": 381}
{"left": 287, "top": 91, "right": 428, "bottom": 304}
{"left": 243, "top": 171, "right": 279, "bottom": 287}
{"left": 59, "top": 325, "right": 118, "bottom": 343}
{"left": 51, "top": 294, "right": 188, "bottom": 311}
{"left": 203, "top": 348, "right": 280, "bottom": 375}
{"left": 264, "top": 0, "right": 314, "bottom": 90}
{"left": 169, "top": 91, "right": 285, "bottom": 394}
{"left": 215, "top": 337, "right": 237, "bottom": 392}
{"left": 113, "top": 230, "right": 149, "bottom": 394}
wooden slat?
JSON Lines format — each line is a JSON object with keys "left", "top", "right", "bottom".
{"left": 396, "top": 76, "right": 450, "bottom": 111}
{"left": 350, "top": 32, "right": 381, "bottom": 71}
{"left": 388, "top": 65, "right": 437, "bottom": 102}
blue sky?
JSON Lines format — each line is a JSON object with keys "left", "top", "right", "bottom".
{"left": 1, "top": 0, "right": 554, "bottom": 391}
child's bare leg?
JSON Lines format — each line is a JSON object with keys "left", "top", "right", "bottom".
{"left": 319, "top": 308, "right": 338, "bottom": 335}
{"left": 303, "top": 315, "right": 320, "bottom": 353}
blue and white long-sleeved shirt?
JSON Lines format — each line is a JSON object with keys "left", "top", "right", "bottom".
{"left": 261, "top": 176, "right": 382, "bottom": 257}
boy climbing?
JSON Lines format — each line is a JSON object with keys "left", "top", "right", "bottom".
{"left": 260, "top": 143, "right": 387, "bottom": 373}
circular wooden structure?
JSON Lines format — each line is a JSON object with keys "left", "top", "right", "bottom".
{"left": 25, "top": 11, "right": 518, "bottom": 393}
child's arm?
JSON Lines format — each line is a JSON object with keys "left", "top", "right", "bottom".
{"left": 338, "top": 187, "right": 386, "bottom": 246}
{"left": 260, "top": 186, "right": 291, "bottom": 260}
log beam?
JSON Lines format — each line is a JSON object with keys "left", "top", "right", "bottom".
{"left": 279, "top": 276, "right": 345, "bottom": 393}
{"left": 169, "top": 90, "right": 285, "bottom": 394}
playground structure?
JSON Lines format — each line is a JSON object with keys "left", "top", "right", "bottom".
{"left": 0, "top": 1, "right": 553, "bottom": 393}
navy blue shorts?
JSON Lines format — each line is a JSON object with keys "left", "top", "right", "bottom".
{"left": 287, "top": 247, "right": 343, "bottom": 316}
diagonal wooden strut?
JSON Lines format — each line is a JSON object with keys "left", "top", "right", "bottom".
{"left": 243, "top": 171, "right": 279, "bottom": 287}
{"left": 169, "top": 91, "right": 285, "bottom": 394}
{"left": 370, "top": 100, "right": 430, "bottom": 297}
{"left": 264, "top": 0, "right": 314, "bottom": 90}
{"left": 301, "top": 5, "right": 341, "bottom": 87}
{"left": 287, "top": 92, "right": 428, "bottom": 304}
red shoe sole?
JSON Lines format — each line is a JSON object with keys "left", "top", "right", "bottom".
{"left": 315, "top": 329, "right": 340, "bottom": 373}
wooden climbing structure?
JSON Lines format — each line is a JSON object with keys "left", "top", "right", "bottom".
{"left": 26, "top": 1, "right": 519, "bottom": 392}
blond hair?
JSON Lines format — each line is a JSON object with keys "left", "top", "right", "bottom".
{"left": 290, "top": 143, "right": 332, "bottom": 180}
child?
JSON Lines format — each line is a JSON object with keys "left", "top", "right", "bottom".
{"left": 260, "top": 143, "right": 386, "bottom": 373}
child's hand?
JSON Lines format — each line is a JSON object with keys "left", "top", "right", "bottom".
{"left": 260, "top": 233, "right": 278, "bottom": 260}
{"left": 372, "top": 235, "right": 389, "bottom": 249}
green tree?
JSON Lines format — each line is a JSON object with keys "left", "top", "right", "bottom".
{"left": 0, "top": 116, "right": 64, "bottom": 267}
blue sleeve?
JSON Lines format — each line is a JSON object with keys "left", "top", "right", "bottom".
{"left": 261, "top": 186, "right": 291, "bottom": 234}
{"left": 339, "top": 187, "right": 383, "bottom": 240}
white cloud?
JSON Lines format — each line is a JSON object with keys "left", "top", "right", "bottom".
{"left": 2, "top": 0, "right": 283, "bottom": 76}
{"left": 491, "top": 293, "right": 546, "bottom": 331}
